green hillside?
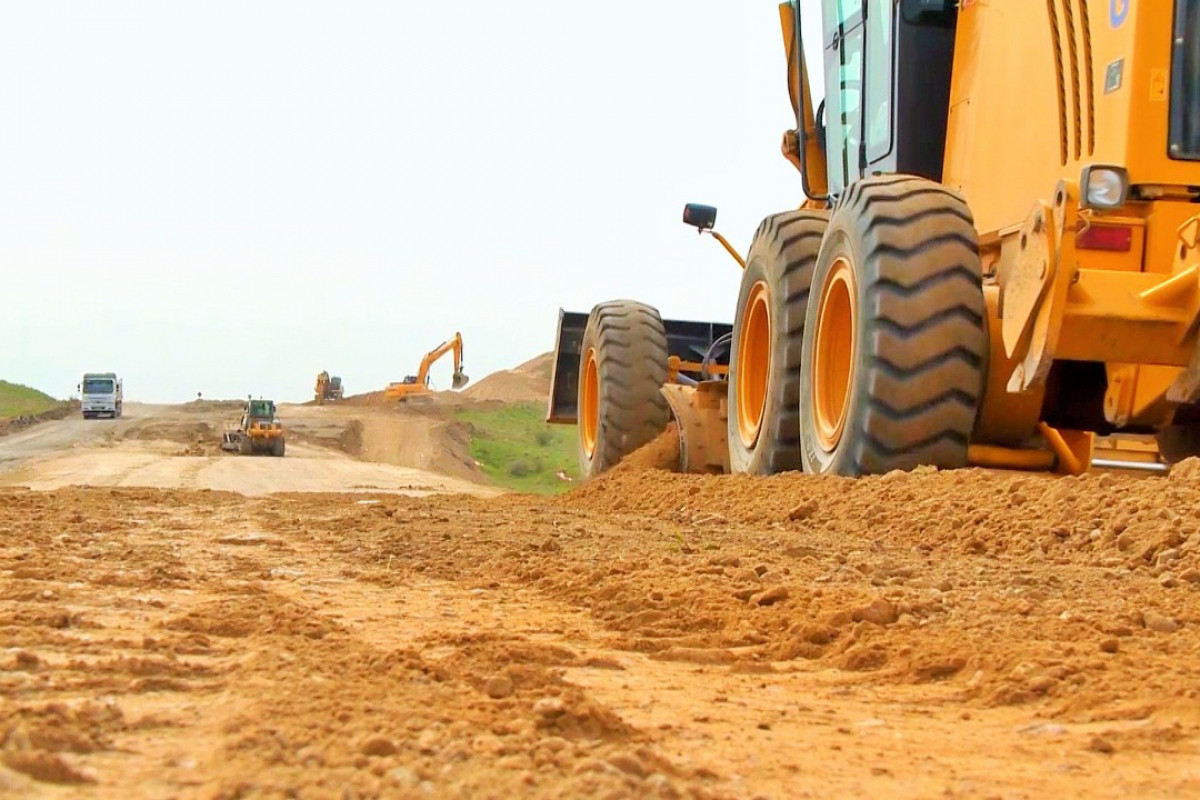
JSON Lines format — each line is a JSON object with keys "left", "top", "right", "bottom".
{"left": 0, "top": 381, "right": 61, "bottom": 420}
{"left": 455, "top": 402, "right": 578, "bottom": 494}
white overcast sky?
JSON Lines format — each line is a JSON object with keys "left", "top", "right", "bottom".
{"left": 2, "top": 2, "right": 826, "bottom": 403}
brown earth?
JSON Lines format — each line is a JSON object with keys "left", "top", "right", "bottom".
{"left": 0, "top": 403, "right": 77, "bottom": 438}
{"left": 462, "top": 352, "right": 553, "bottom": 404}
{"left": 1, "top": 412, "right": 1199, "bottom": 797}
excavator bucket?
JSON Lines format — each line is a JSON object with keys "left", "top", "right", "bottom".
{"left": 452, "top": 370, "right": 469, "bottom": 390}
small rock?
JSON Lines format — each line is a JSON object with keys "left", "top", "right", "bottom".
{"left": 1181, "top": 568, "right": 1200, "bottom": 585}
{"left": 787, "top": 500, "right": 818, "bottom": 521}
{"left": 1157, "top": 549, "right": 1181, "bottom": 567}
{"left": 485, "top": 676, "right": 514, "bottom": 700}
{"left": 1159, "top": 572, "right": 1179, "bottom": 588}
{"left": 752, "top": 587, "right": 789, "bottom": 607}
{"left": 361, "top": 737, "right": 398, "bottom": 757}
{"left": 1143, "top": 610, "right": 1181, "bottom": 633}
{"left": 534, "top": 697, "right": 565, "bottom": 719}
{"left": 40, "top": 590, "right": 54, "bottom": 600}
{"left": 1099, "top": 638, "right": 1120, "bottom": 654}
{"left": 1087, "top": 736, "right": 1115, "bottom": 754}
{"left": 855, "top": 598, "right": 898, "bottom": 626}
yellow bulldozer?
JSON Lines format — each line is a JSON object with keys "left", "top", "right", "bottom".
{"left": 314, "top": 371, "right": 344, "bottom": 405}
{"left": 550, "top": 0, "right": 1200, "bottom": 479}
{"left": 385, "top": 332, "right": 470, "bottom": 401}
{"left": 220, "top": 399, "right": 286, "bottom": 457}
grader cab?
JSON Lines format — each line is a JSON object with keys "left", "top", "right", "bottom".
{"left": 550, "top": 0, "right": 1200, "bottom": 478}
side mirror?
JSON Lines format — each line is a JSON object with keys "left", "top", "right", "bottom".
{"left": 899, "top": 0, "right": 956, "bottom": 26}
{"left": 682, "top": 203, "right": 717, "bottom": 231}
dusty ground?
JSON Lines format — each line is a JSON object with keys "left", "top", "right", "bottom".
{"left": 0, "top": 403, "right": 493, "bottom": 497}
{"left": 1, "top": 407, "right": 1199, "bottom": 798}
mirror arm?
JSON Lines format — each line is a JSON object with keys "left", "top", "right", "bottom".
{"left": 699, "top": 229, "right": 747, "bottom": 269}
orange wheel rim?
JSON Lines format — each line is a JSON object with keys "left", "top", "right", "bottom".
{"left": 581, "top": 347, "right": 599, "bottom": 459}
{"left": 736, "top": 281, "right": 772, "bottom": 448}
{"left": 813, "top": 256, "right": 856, "bottom": 452}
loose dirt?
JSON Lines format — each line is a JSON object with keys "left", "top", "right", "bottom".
{"left": 1, "top": 414, "right": 1198, "bottom": 797}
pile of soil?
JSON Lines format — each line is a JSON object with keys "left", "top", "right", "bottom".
{"left": 127, "top": 421, "right": 217, "bottom": 446}
{"left": 463, "top": 352, "right": 553, "bottom": 404}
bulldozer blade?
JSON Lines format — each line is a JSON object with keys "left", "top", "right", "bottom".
{"left": 452, "top": 371, "right": 469, "bottom": 390}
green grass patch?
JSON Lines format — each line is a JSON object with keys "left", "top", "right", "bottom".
{"left": 455, "top": 402, "right": 578, "bottom": 494}
{"left": 0, "top": 381, "right": 60, "bottom": 420}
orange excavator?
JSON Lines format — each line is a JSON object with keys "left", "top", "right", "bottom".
{"left": 385, "top": 332, "right": 470, "bottom": 401}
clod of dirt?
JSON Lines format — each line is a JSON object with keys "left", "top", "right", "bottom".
{"left": 751, "top": 587, "right": 789, "bottom": 607}
{"left": 485, "top": 675, "right": 514, "bottom": 699}
{"left": 788, "top": 500, "right": 819, "bottom": 521}
{"left": 1, "top": 751, "right": 95, "bottom": 785}
{"left": 533, "top": 697, "right": 565, "bottom": 719}
{"left": 853, "top": 598, "right": 899, "bottom": 626}
{"left": 1142, "top": 610, "right": 1181, "bottom": 633}
{"left": 361, "top": 737, "right": 399, "bottom": 757}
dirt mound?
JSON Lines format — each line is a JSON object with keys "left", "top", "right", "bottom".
{"left": 356, "top": 411, "right": 485, "bottom": 484}
{"left": 610, "top": 424, "right": 680, "bottom": 474}
{"left": 513, "top": 352, "right": 554, "bottom": 379}
{"left": 127, "top": 421, "right": 217, "bottom": 446}
{"left": 462, "top": 353, "right": 553, "bottom": 405}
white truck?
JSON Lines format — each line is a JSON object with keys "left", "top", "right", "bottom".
{"left": 79, "top": 372, "right": 123, "bottom": 419}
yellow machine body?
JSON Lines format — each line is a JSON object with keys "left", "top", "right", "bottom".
{"left": 385, "top": 333, "right": 469, "bottom": 402}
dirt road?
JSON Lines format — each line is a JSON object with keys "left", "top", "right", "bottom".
{"left": 0, "top": 403, "right": 496, "bottom": 498}
{"left": 1, "top": 411, "right": 1199, "bottom": 798}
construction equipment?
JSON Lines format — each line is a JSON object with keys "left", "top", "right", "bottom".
{"left": 314, "top": 371, "right": 344, "bottom": 405}
{"left": 551, "top": 0, "right": 1200, "bottom": 479}
{"left": 220, "top": 399, "right": 286, "bottom": 457}
{"left": 385, "top": 333, "right": 470, "bottom": 402}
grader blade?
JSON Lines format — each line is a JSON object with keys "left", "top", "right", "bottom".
{"left": 660, "top": 382, "right": 729, "bottom": 475}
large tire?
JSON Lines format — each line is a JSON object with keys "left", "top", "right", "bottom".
{"left": 799, "top": 175, "right": 987, "bottom": 476}
{"left": 577, "top": 299, "right": 670, "bottom": 479}
{"left": 273, "top": 437, "right": 286, "bottom": 457}
{"left": 727, "top": 210, "right": 829, "bottom": 474}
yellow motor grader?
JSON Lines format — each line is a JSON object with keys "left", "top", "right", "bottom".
{"left": 550, "top": 0, "right": 1200, "bottom": 479}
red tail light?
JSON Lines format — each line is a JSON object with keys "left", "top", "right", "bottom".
{"left": 1076, "top": 224, "right": 1133, "bottom": 252}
